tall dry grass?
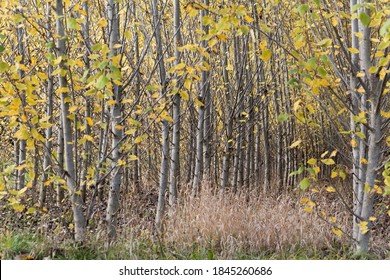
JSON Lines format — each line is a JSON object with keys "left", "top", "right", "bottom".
{"left": 162, "top": 186, "right": 348, "bottom": 258}
{"left": 117, "top": 183, "right": 388, "bottom": 259}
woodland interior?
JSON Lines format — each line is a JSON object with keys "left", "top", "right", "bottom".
{"left": 0, "top": 0, "right": 389, "bottom": 260}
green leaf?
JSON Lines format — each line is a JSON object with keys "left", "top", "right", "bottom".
{"left": 300, "top": 178, "right": 311, "bottom": 191}
{"left": 352, "top": 4, "right": 363, "bottom": 12}
{"left": 277, "top": 113, "right": 289, "bottom": 122}
{"left": 359, "top": 12, "right": 370, "bottom": 27}
{"left": 202, "top": 16, "right": 213, "bottom": 26}
{"left": 67, "top": 18, "right": 77, "bottom": 30}
{"left": 240, "top": 25, "right": 250, "bottom": 35}
{"left": 298, "top": 4, "right": 309, "bottom": 16}
{"left": 380, "top": 19, "right": 390, "bottom": 37}
{"left": 0, "top": 61, "right": 9, "bottom": 72}
{"left": 289, "top": 166, "right": 305, "bottom": 177}
{"left": 318, "top": 67, "right": 327, "bottom": 77}
{"left": 27, "top": 207, "right": 36, "bottom": 214}
{"left": 0, "top": 45, "right": 5, "bottom": 53}
{"left": 355, "top": 132, "right": 366, "bottom": 139}
{"left": 91, "top": 43, "right": 102, "bottom": 52}
{"left": 96, "top": 75, "right": 109, "bottom": 90}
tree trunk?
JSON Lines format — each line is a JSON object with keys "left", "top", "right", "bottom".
{"left": 40, "top": 2, "right": 54, "bottom": 207}
{"left": 106, "top": 0, "right": 123, "bottom": 242}
{"left": 169, "top": 0, "right": 183, "bottom": 208}
{"left": 55, "top": 0, "right": 86, "bottom": 242}
{"left": 153, "top": 0, "right": 170, "bottom": 233}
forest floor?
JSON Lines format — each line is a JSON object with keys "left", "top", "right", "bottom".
{"left": 1, "top": 185, "right": 389, "bottom": 260}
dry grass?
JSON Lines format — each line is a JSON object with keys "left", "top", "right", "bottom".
{"left": 161, "top": 186, "right": 347, "bottom": 258}
{"left": 115, "top": 183, "right": 388, "bottom": 259}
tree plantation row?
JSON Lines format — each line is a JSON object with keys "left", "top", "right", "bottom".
{"left": 0, "top": 0, "right": 389, "bottom": 257}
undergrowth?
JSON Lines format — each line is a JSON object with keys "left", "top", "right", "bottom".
{"left": 0, "top": 185, "right": 388, "bottom": 260}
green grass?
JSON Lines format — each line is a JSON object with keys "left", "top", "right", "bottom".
{"left": 0, "top": 230, "right": 384, "bottom": 260}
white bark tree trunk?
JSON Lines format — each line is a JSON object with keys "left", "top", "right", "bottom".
{"left": 106, "top": 0, "right": 123, "bottom": 242}
{"left": 55, "top": 0, "right": 86, "bottom": 242}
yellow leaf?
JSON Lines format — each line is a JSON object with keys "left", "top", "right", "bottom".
{"left": 332, "top": 228, "right": 343, "bottom": 236}
{"left": 368, "top": 66, "right": 378, "bottom": 74}
{"left": 260, "top": 49, "right": 272, "bottom": 61}
{"left": 307, "top": 201, "right": 316, "bottom": 207}
{"left": 112, "top": 54, "right": 121, "bottom": 67}
{"left": 88, "top": 54, "right": 100, "bottom": 60}
{"left": 331, "top": 171, "right": 338, "bottom": 178}
{"left": 326, "top": 186, "right": 336, "bottom": 193}
{"left": 184, "top": 79, "right": 192, "bottom": 91}
{"left": 69, "top": 105, "right": 78, "bottom": 113}
{"left": 321, "top": 151, "right": 329, "bottom": 158}
{"left": 289, "top": 139, "right": 302, "bottom": 149}
{"left": 97, "top": 18, "right": 107, "bottom": 28}
{"left": 14, "top": 127, "right": 29, "bottom": 140}
{"left": 347, "top": 47, "right": 359, "bottom": 54}
{"left": 85, "top": 117, "right": 93, "bottom": 126}
{"left": 180, "top": 90, "right": 189, "bottom": 101}
{"left": 357, "top": 221, "right": 369, "bottom": 234}
{"left": 195, "top": 98, "right": 204, "bottom": 107}
{"left": 368, "top": 216, "right": 376, "bottom": 221}
{"left": 339, "top": 171, "right": 346, "bottom": 180}
{"left": 330, "top": 216, "right": 337, "bottom": 223}
{"left": 12, "top": 204, "right": 25, "bottom": 213}
{"left": 134, "top": 136, "right": 143, "bottom": 144}
{"left": 31, "top": 129, "right": 45, "bottom": 142}
{"left": 364, "top": 183, "right": 371, "bottom": 193}
{"left": 356, "top": 72, "right": 365, "bottom": 78}
{"left": 107, "top": 100, "right": 117, "bottom": 106}
{"left": 129, "top": 155, "right": 138, "bottom": 161}
{"left": 321, "top": 158, "right": 335, "bottom": 165}
{"left": 226, "top": 64, "right": 233, "bottom": 71}
{"left": 84, "top": 135, "right": 94, "bottom": 142}
{"left": 53, "top": 56, "right": 62, "bottom": 65}
{"left": 381, "top": 111, "right": 390, "bottom": 118}
{"left": 303, "top": 207, "right": 313, "bottom": 213}
{"left": 166, "top": 56, "right": 176, "bottom": 63}
{"left": 307, "top": 158, "right": 317, "bottom": 165}
{"left": 162, "top": 114, "right": 174, "bottom": 122}
{"left": 27, "top": 207, "right": 36, "bottom": 214}
{"left": 300, "top": 197, "right": 309, "bottom": 204}
{"left": 244, "top": 15, "right": 254, "bottom": 23}
{"left": 259, "top": 40, "right": 267, "bottom": 51}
